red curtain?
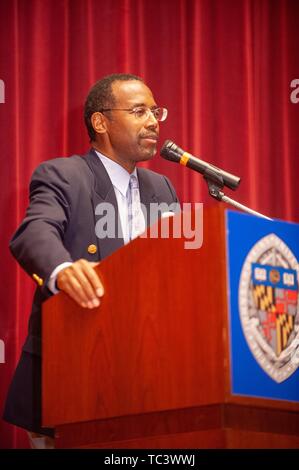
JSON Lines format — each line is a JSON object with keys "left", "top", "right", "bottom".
{"left": 1, "top": 0, "right": 299, "bottom": 448}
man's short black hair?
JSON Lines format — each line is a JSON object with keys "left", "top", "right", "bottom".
{"left": 84, "top": 73, "right": 143, "bottom": 141}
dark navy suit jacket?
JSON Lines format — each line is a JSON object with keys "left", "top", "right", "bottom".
{"left": 3, "top": 149, "right": 179, "bottom": 435}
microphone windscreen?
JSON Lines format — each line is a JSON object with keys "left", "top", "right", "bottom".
{"left": 160, "top": 140, "right": 182, "bottom": 162}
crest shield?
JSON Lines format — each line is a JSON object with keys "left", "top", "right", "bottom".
{"left": 239, "top": 234, "right": 299, "bottom": 383}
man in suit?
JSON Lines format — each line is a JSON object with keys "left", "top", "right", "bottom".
{"left": 3, "top": 73, "right": 179, "bottom": 447}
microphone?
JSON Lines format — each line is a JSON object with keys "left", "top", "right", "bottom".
{"left": 160, "top": 140, "right": 240, "bottom": 191}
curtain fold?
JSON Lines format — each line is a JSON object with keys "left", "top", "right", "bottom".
{"left": 1, "top": 0, "right": 299, "bottom": 447}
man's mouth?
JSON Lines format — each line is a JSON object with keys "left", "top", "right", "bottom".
{"left": 140, "top": 134, "right": 158, "bottom": 142}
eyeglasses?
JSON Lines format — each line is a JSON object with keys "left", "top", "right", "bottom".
{"left": 99, "top": 106, "right": 168, "bottom": 122}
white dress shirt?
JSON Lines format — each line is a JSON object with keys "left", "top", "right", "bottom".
{"left": 95, "top": 150, "right": 137, "bottom": 244}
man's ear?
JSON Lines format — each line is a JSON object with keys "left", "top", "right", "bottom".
{"left": 91, "top": 112, "right": 107, "bottom": 134}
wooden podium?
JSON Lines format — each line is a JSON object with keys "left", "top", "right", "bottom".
{"left": 42, "top": 206, "right": 299, "bottom": 448}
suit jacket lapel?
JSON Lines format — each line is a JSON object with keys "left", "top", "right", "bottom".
{"left": 84, "top": 149, "right": 124, "bottom": 260}
{"left": 138, "top": 167, "right": 160, "bottom": 228}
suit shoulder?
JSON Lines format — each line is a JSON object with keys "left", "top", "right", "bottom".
{"left": 34, "top": 154, "right": 85, "bottom": 175}
{"left": 138, "top": 166, "right": 169, "bottom": 182}
{"left": 138, "top": 167, "right": 176, "bottom": 190}
{"left": 138, "top": 167, "right": 178, "bottom": 202}
{"left": 31, "top": 154, "right": 91, "bottom": 184}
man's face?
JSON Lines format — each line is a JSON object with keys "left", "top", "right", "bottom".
{"left": 103, "top": 80, "right": 159, "bottom": 166}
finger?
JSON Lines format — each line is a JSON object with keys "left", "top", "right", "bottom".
{"left": 59, "top": 277, "right": 90, "bottom": 308}
{"left": 57, "top": 260, "right": 104, "bottom": 306}
{"left": 68, "top": 263, "right": 101, "bottom": 302}
{"left": 61, "top": 277, "right": 100, "bottom": 309}
{"left": 79, "top": 260, "right": 104, "bottom": 298}
{"left": 57, "top": 266, "right": 97, "bottom": 307}
{"left": 89, "top": 261, "right": 100, "bottom": 268}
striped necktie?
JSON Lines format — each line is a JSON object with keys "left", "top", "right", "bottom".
{"left": 127, "top": 174, "right": 146, "bottom": 240}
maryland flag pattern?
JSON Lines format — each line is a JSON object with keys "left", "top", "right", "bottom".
{"left": 252, "top": 284, "right": 276, "bottom": 312}
{"left": 276, "top": 313, "right": 294, "bottom": 356}
{"left": 251, "top": 264, "right": 298, "bottom": 357}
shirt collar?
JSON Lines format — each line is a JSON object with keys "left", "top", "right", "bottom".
{"left": 94, "top": 150, "right": 137, "bottom": 197}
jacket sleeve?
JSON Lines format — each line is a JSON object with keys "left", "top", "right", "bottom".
{"left": 10, "top": 160, "right": 74, "bottom": 294}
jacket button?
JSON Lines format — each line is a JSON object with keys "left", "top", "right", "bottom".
{"left": 32, "top": 273, "right": 43, "bottom": 286}
{"left": 87, "top": 244, "right": 97, "bottom": 254}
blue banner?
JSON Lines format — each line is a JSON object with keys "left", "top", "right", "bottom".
{"left": 226, "top": 210, "right": 299, "bottom": 401}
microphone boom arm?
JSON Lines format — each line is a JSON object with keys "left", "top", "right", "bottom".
{"left": 205, "top": 177, "right": 272, "bottom": 221}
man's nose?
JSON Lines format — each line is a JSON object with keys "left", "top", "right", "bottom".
{"left": 145, "top": 111, "right": 159, "bottom": 127}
